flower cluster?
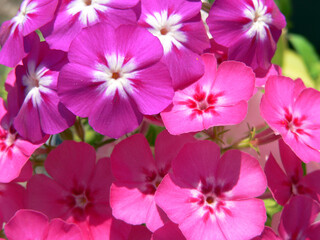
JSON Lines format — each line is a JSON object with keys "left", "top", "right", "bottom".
{"left": 0, "top": 0, "right": 320, "bottom": 239}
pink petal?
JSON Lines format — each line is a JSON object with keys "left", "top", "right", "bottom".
{"left": 47, "top": 218, "right": 83, "bottom": 240}
{"left": 111, "top": 134, "right": 156, "bottom": 185}
{"left": 217, "top": 150, "right": 267, "bottom": 200}
{"left": 213, "top": 60, "right": 255, "bottom": 105}
{"left": 216, "top": 199, "right": 266, "bottom": 240}
{"left": 252, "top": 227, "right": 280, "bottom": 240}
{"left": 44, "top": 141, "right": 96, "bottom": 191}
{"left": 107, "top": 0, "right": 140, "bottom": 8}
{"left": 5, "top": 209, "right": 48, "bottom": 240}
{"left": 171, "top": 141, "right": 221, "bottom": 188}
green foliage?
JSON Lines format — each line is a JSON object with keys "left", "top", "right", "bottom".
{"left": 0, "top": 65, "right": 10, "bottom": 100}
{"left": 146, "top": 125, "right": 165, "bottom": 146}
{"left": 289, "top": 34, "right": 320, "bottom": 85}
{"left": 264, "top": 198, "right": 283, "bottom": 226}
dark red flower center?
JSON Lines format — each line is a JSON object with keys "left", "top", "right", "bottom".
{"left": 112, "top": 72, "right": 120, "bottom": 80}
{"left": 83, "top": 0, "right": 92, "bottom": 6}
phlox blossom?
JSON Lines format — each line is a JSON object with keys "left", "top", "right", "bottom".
{"left": 42, "top": 0, "right": 139, "bottom": 51}
{"left": 0, "top": 0, "right": 58, "bottom": 67}
{"left": 58, "top": 24, "right": 174, "bottom": 138}
{"left": 206, "top": 0, "right": 286, "bottom": 76}
{"left": 265, "top": 139, "right": 320, "bottom": 205}
{"left": 155, "top": 141, "right": 267, "bottom": 240}
{"left": 26, "top": 141, "right": 131, "bottom": 240}
{"left": 0, "top": 97, "right": 42, "bottom": 183}
{"left": 139, "top": 0, "right": 210, "bottom": 90}
{"left": 8, "top": 36, "right": 75, "bottom": 143}
{"left": 278, "top": 196, "right": 320, "bottom": 240}
{"left": 5, "top": 209, "right": 82, "bottom": 240}
{"left": 261, "top": 76, "right": 320, "bottom": 162}
{"left": 110, "top": 131, "right": 196, "bottom": 232}
{"left": 161, "top": 53, "right": 255, "bottom": 135}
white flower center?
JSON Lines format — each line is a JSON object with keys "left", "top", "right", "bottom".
{"left": 243, "top": 0, "right": 273, "bottom": 39}
{"left": 11, "top": 0, "right": 38, "bottom": 32}
{"left": 67, "top": 0, "right": 110, "bottom": 26}
{"left": 93, "top": 54, "right": 136, "bottom": 98}
{"left": 145, "top": 11, "right": 187, "bottom": 54}
{"left": 22, "top": 61, "right": 53, "bottom": 106}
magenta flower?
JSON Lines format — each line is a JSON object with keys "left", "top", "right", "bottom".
{"left": 278, "top": 196, "right": 320, "bottom": 240}
{"left": 0, "top": 182, "right": 26, "bottom": 228}
{"left": 0, "top": 0, "right": 58, "bottom": 67}
{"left": 252, "top": 227, "right": 280, "bottom": 240}
{"left": 27, "top": 141, "right": 131, "bottom": 240}
{"left": 138, "top": 0, "right": 210, "bottom": 90}
{"left": 265, "top": 139, "right": 320, "bottom": 205}
{"left": 161, "top": 53, "right": 255, "bottom": 135}
{"left": 206, "top": 0, "right": 286, "bottom": 76}
{"left": 0, "top": 98, "right": 42, "bottom": 183}
{"left": 58, "top": 24, "right": 174, "bottom": 138}
{"left": 42, "top": 0, "right": 139, "bottom": 51}
{"left": 261, "top": 76, "right": 320, "bottom": 163}
{"left": 155, "top": 141, "right": 267, "bottom": 240}
{"left": 5, "top": 209, "right": 82, "bottom": 240}
{"left": 8, "top": 37, "right": 75, "bottom": 143}
{"left": 110, "top": 131, "right": 196, "bottom": 232}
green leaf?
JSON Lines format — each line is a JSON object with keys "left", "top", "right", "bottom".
{"left": 0, "top": 65, "right": 11, "bottom": 101}
{"left": 289, "top": 34, "right": 320, "bottom": 82}
{"left": 264, "top": 198, "right": 283, "bottom": 226}
{"left": 146, "top": 125, "right": 164, "bottom": 146}
{"left": 272, "top": 31, "right": 287, "bottom": 67}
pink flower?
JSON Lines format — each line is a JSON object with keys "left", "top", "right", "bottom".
{"left": 0, "top": 98, "right": 42, "bottom": 183}
{"left": 155, "top": 141, "right": 267, "bottom": 240}
{"left": 260, "top": 76, "right": 320, "bottom": 163}
{"left": 0, "top": 182, "right": 26, "bottom": 228}
{"left": 206, "top": 0, "right": 286, "bottom": 76}
{"left": 0, "top": 0, "right": 58, "bottom": 67}
{"left": 7, "top": 36, "right": 75, "bottom": 143}
{"left": 265, "top": 139, "right": 320, "bottom": 205}
{"left": 5, "top": 209, "right": 83, "bottom": 240}
{"left": 26, "top": 141, "right": 131, "bottom": 240}
{"left": 110, "top": 131, "right": 196, "bottom": 232}
{"left": 252, "top": 227, "right": 280, "bottom": 240}
{"left": 278, "top": 196, "right": 320, "bottom": 240}
{"left": 138, "top": 0, "right": 210, "bottom": 90}
{"left": 161, "top": 53, "right": 255, "bottom": 135}
{"left": 42, "top": 0, "right": 139, "bottom": 51}
{"left": 58, "top": 24, "right": 174, "bottom": 138}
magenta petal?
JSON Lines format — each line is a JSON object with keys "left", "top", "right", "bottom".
{"left": 27, "top": 174, "right": 70, "bottom": 219}
{"left": 5, "top": 209, "right": 48, "bottom": 240}
{"left": 0, "top": 183, "right": 25, "bottom": 226}
{"left": 278, "top": 139, "right": 304, "bottom": 180}
{"left": 47, "top": 219, "right": 83, "bottom": 240}
{"left": 217, "top": 150, "right": 267, "bottom": 200}
{"left": 279, "top": 196, "right": 320, "bottom": 239}
{"left": 111, "top": 134, "right": 155, "bottom": 184}
{"left": 172, "top": 141, "right": 221, "bottom": 188}
{"left": 129, "top": 225, "right": 152, "bottom": 240}
{"left": 45, "top": 141, "right": 96, "bottom": 191}
{"left": 154, "top": 130, "right": 196, "bottom": 174}
{"left": 216, "top": 199, "right": 266, "bottom": 240}
{"left": 129, "top": 62, "right": 173, "bottom": 115}
{"left": 13, "top": 97, "right": 45, "bottom": 142}
{"left": 107, "top": 0, "right": 140, "bottom": 8}
{"left": 165, "top": 47, "right": 205, "bottom": 90}
{"left": 152, "top": 222, "right": 186, "bottom": 240}
{"left": 264, "top": 154, "right": 292, "bottom": 206}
